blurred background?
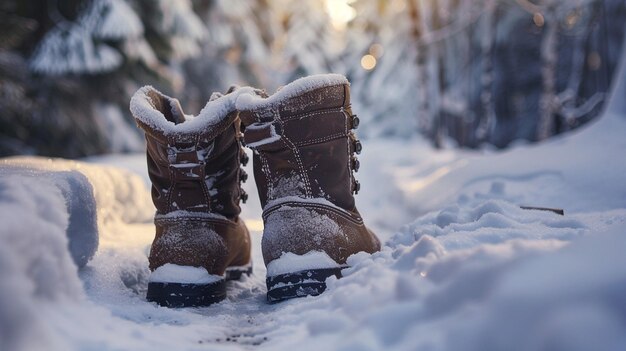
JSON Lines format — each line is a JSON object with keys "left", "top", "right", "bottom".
{"left": 1, "top": 0, "right": 624, "bottom": 158}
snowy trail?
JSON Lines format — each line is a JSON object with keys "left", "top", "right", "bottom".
{"left": 76, "top": 142, "right": 447, "bottom": 350}
{"left": 90, "top": 114, "right": 626, "bottom": 351}
{"left": 80, "top": 109, "right": 626, "bottom": 350}
{"left": 3, "top": 107, "right": 626, "bottom": 350}
{"left": 76, "top": 154, "right": 352, "bottom": 350}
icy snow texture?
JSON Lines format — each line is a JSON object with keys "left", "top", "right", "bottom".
{"left": 268, "top": 173, "right": 306, "bottom": 199}
{"left": 262, "top": 206, "right": 343, "bottom": 263}
{"left": 235, "top": 73, "right": 348, "bottom": 110}
{"left": 390, "top": 198, "right": 586, "bottom": 250}
{"left": 266, "top": 251, "right": 342, "bottom": 276}
{"left": 148, "top": 264, "right": 222, "bottom": 284}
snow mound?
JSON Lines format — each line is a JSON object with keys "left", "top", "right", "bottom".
{"left": 390, "top": 196, "right": 585, "bottom": 250}
{"left": 4, "top": 157, "right": 153, "bottom": 227}
{"left": 267, "top": 198, "right": 626, "bottom": 351}
{"left": 0, "top": 156, "right": 155, "bottom": 351}
{"left": 0, "top": 163, "right": 98, "bottom": 268}
{"left": 0, "top": 175, "right": 84, "bottom": 351}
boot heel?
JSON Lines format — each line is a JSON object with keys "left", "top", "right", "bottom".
{"left": 266, "top": 267, "right": 344, "bottom": 303}
{"left": 147, "top": 280, "right": 226, "bottom": 307}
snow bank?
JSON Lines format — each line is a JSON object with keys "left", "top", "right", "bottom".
{"left": 0, "top": 175, "right": 84, "bottom": 351}
{"left": 4, "top": 157, "right": 153, "bottom": 228}
{"left": 263, "top": 196, "right": 626, "bottom": 351}
{"left": 0, "top": 157, "right": 155, "bottom": 351}
{"left": 0, "top": 163, "right": 98, "bottom": 268}
{"left": 358, "top": 110, "right": 626, "bottom": 235}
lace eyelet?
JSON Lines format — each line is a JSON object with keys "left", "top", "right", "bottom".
{"left": 241, "top": 152, "right": 249, "bottom": 166}
{"left": 351, "top": 115, "right": 360, "bottom": 130}
{"left": 354, "top": 140, "right": 362, "bottom": 154}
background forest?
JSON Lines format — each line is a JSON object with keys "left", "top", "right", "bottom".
{"left": 1, "top": 0, "right": 624, "bottom": 158}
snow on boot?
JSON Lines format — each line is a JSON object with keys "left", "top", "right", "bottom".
{"left": 236, "top": 74, "right": 381, "bottom": 302}
{"left": 130, "top": 87, "right": 252, "bottom": 307}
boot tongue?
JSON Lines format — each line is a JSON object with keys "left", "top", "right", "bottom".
{"left": 167, "top": 99, "right": 186, "bottom": 125}
{"left": 145, "top": 89, "right": 186, "bottom": 125}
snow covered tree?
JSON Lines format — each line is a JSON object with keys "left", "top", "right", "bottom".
{"left": 0, "top": 0, "right": 209, "bottom": 157}
{"left": 343, "top": 0, "right": 422, "bottom": 138}
{"left": 476, "top": 0, "right": 497, "bottom": 144}
{"left": 342, "top": 0, "right": 624, "bottom": 148}
{"left": 30, "top": 0, "right": 142, "bottom": 75}
{"left": 271, "top": 0, "right": 341, "bottom": 83}
{"left": 180, "top": 0, "right": 276, "bottom": 111}
{"left": 0, "top": 1, "right": 39, "bottom": 155}
{"left": 180, "top": 0, "right": 344, "bottom": 110}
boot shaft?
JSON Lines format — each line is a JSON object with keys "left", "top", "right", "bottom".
{"left": 131, "top": 87, "right": 247, "bottom": 219}
{"left": 237, "top": 75, "right": 361, "bottom": 214}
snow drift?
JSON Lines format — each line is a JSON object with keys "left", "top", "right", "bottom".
{"left": 0, "top": 157, "right": 153, "bottom": 351}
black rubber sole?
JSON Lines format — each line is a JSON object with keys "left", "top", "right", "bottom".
{"left": 266, "top": 267, "right": 344, "bottom": 303}
{"left": 147, "top": 280, "right": 226, "bottom": 307}
{"left": 147, "top": 264, "right": 252, "bottom": 308}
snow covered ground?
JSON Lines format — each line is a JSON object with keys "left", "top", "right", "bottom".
{"left": 2, "top": 66, "right": 626, "bottom": 350}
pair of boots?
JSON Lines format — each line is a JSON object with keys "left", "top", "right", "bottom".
{"left": 130, "top": 74, "right": 380, "bottom": 307}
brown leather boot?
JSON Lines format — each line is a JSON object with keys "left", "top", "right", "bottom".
{"left": 130, "top": 87, "right": 252, "bottom": 307}
{"left": 236, "top": 74, "right": 381, "bottom": 302}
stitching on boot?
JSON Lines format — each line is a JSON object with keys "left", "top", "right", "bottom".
{"left": 280, "top": 107, "right": 343, "bottom": 122}
{"left": 253, "top": 110, "right": 277, "bottom": 200}
{"left": 262, "top": 201, "right": 363, "bottom": 225}
{"left": 195, "top": 138, "right": 212, "bottom": 212}
{"left": 293, "top": 132, "right": 347, "bottom": 147}
{"left": 155, "top": 216, "right": 236, "bottom": 226}
{"left": 166, "top": 136, "right": 176, "bottom": 212}
{"left": 280, "top": 107, "right": 313, "bottom": 197}
{"left": 260, "top": 152, "right": 274, "bottom": 199}
{"left": 278, "top": 117, "right": 312, "bottom": 197}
